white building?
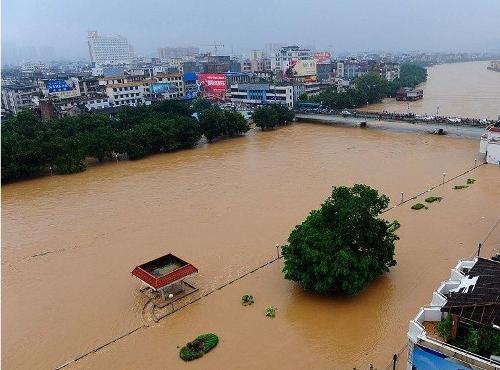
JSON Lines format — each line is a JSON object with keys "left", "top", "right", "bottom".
{"left": 272, "top": 46, "right": 313, "bottom": 73}
{"left": 1, "top": 84, "right": 39, "bottom": 115}
{"left": 230, "top": 83, "right": 294, "bottom": 107}
{"left": 479, "top": 122, "right": 500, "bottom": 165}
{"left": 20, "top": 61, "right": 47, "bottom": 74}
{"left": 407, "top": 257, "right": 500, "bottom": 369}
{"left": 88, "top": 31, "right": 133, "bottom": 66}
{"left": 99, "top": 73, "right": 184, "bottom": 107}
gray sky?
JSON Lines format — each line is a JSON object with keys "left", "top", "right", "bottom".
{"left": 2, "top": 0, "right": 500, "bottom": 64}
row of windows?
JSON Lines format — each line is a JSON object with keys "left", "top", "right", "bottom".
{"left": 114, "top": 93, "right": 140, "bottom": 99}
{"left": 114, "top": 99, "right": 139, "bottom": 106}
{"left": 113, "top": 86, "right": 138, "bottom": 92}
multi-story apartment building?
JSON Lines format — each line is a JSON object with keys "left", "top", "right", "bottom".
{"left": 1, "top": 83, "right": 39, "bottom": 115}
{"left": 99, "top": 73, "right": 184, "bottom": 107}
{"left": 88, "top": 31, "right": 133, "bottom": 66}
{"left": 230, "top": 83, "right": 294, "bottom": 107}
{"left": 272, "top": 46, "right": 313, "bottom": 73}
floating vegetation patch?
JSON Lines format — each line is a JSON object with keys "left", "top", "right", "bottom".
{"left": 241, "top": 294, "right": 254, "bottom": 306}
{"left": 411, "top": 203, "right": 428, "bottom": 210}
{"left": 425, "top": 196, "right": 443, "bottom": 203}
{"left": 466, "top": 178, "right": 476, "bottom": 184}
{"left": 453, "top": 185, "right": 469, "bottom": 190}
{"left": 179, "top": 333, "right": 219, "bottom": 361}
{"left": 265, "top": 306, "right": 277, "bottom": 318}
{"left": 388, "top": 220, "right": 401, "bottom": 232}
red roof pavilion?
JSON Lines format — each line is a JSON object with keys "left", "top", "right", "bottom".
{"left": 131, "top": 253, "right": 198, "bottom": 290}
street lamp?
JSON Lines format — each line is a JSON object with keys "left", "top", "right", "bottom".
{"left": 442, "top": 172, "right": 446, "bottom": 184}
{"left": 169, "top": 293, "right": 174, "bottom": 312}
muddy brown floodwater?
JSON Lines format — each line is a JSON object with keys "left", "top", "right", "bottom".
{"left": 362, "top": 61, "right": 500, "bottom": 120}
{"left": 2, "top": 122, "right": 499, "bottom": 370}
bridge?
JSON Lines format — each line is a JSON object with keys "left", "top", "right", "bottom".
{"left": 295, "top": 110, "right": 494, "bottom": 127}
{"left": 294, "top": 112, "right": 486, "bottom": 139}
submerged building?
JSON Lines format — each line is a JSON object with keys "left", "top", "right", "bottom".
{"left": 407, "top": 256, "right": 500, "bottom": 369}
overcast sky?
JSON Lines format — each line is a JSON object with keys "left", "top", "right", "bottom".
{"left": 2, "top": 0, "right": 500, "bottom": 64}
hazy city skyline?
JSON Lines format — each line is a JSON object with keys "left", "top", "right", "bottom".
{"left": 2, "top": 0, "right": 500, "bottom": 64}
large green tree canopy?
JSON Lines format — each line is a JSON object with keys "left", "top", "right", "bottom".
{"left": 282, "top": 184, "right": 399, "bottom": 295}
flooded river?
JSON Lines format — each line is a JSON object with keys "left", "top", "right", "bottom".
{"left": 363, "top": 61, "right": 500, "bottom": 120}
{"left": 2, "top": 62, "right": 500, "bottom": 370}
{"left": 3, "top": 124, "right": 499, "bottom": 370}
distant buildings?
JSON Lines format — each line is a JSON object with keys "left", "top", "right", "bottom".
{"left": 20, "top": 61, "right": 47, "bottom": 74}
{"left": 87, "top": 31, "right": 133, "bottom": 66}
{"left": 158, "top": 47, "right": 199, "bottom": 61}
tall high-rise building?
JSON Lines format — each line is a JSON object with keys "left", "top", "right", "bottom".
{"left": 272, "top": 46, "right": 313, "bottom": 73}
{"left": 87, "top": 31, "right": 132, "bottom": 66}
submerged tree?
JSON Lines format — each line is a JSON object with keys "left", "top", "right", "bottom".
{"left": 282, "top": 184, "right": 399, "bottom": 295}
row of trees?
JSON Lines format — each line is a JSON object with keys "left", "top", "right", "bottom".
{"left": 199, "top": 106, "right": 250, "bottom": 142}
{"left": 1, "top": 99, "right": 251, "bottom": 182}
{"left": 252, "top": 104, "right": 295, "bottom": 130}
{"left": 306, "top": 63, "right": 427, "bottom": 110}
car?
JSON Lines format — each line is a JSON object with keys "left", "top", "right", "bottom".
{"left": 341, "top": 110, "right": 352, "bottom": 116}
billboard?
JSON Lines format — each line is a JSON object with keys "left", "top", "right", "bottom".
{"left": 314, "top": 51, "right": 332, "bottom": 64}
{"left": 44, "top": 79, "right": 77, "bottom": 93}
{"left": 285, "top": 59, "right": 316, "bottom": 78}
{"left": 197, "top": 73, "right": 226, "bottom": 100}
{"left": 150, "top": 82, "right": 177, "bottom": 94}
{"left": 183, "top": 72, "right": 197, "bottom": 83}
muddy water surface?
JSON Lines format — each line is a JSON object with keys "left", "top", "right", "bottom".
{"left": 363, "top": 61, "right": 500, "bottom": 120}
{"left": 2, "top": 124, "right": 499, "bottom": 369}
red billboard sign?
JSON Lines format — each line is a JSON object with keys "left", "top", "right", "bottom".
{"left": 197, "top": 73, "right": 226, "bottom": 100}
{"left": 314, "top": 51, "right": 331, "bottom": 64}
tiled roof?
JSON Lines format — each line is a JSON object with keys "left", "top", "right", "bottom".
{"left": 131, "top": 254, "right": 198, "bottom": 290}
{"left": 442, "top": 258, "right": 500, "bottom": 327}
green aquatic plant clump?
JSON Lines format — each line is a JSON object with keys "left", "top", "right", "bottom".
{"left": 411, "top": 203, "right": 427, "bottom": 210}
{"left": 265, "top": 306, "right": 277, "bottom": 318}
{"left": 179, "top": 333, "right": 219, "bottom": 361}
{"left": 425, "top": 196, "right": 443, "bottom": 203}
{"left": 241, "top": 294, "right": 254, "bottom": 306}
{"left": 466, "top": 178, "right": 476, "bottom": 184}
{"left": 454, "top": 185, "right": 469, "bottom": 190}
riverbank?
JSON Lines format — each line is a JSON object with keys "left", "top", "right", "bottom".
{"left": 3, "top": 123, "right": 499, "bottom": 369}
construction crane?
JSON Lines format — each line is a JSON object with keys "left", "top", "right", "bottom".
{"left": 199, "top": 42, "right": 225, "bottom": 56}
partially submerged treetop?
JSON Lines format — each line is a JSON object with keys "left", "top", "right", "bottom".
{"left": 282, "top": 184, "right": 399, "bottom": 295}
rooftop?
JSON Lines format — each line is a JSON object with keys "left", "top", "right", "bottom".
{"left": 442, "top": 257, "right": 500, "bottom": 327}
{"left": 131, "top": 253, "right": 198, "bottom": 290}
